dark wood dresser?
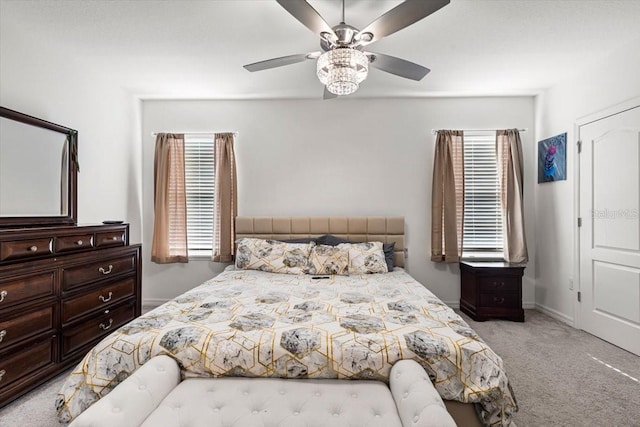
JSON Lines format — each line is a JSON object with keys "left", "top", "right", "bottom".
{"left": 0, "top": 224, "right": 141, "bottom": 407}
{"left": 459, "top": 261, "right": 525, "bottom": 322}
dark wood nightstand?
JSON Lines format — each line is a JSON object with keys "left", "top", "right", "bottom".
{"left": 459, "top": 261, "right": 525, "bottom": 322}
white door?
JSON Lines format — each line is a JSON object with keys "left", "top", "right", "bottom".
{"left": 579, "top": 104, "right": 640, "bottom": 356}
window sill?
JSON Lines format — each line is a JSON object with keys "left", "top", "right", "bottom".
{"left": 188, "top": 252, "right": 213, "bottom": 261}
{"left": 462, "top": 252, "right": 505, "bottom": 261}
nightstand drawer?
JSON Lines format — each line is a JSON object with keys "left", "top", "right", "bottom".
{"left": 478, "top": 276, "right": 519, "bottom": 293}
{"left": 62, "top": 277, "right": 135, "bottom": 324}
{"left": 55, "top": 234, "right": 94, "bottom": 253}
{"left": 62, "top": 255, "right": 136, "bottom": 291}
{"left": 479, "top": 293, "right": 520, "bottom": 308}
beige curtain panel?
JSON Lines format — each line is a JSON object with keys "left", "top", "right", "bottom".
{"left": 496, "top": 129, "right": 528, "bottom": 263}
{"left": 431, "top": 130, "right": 465, "bottom": 262}
{"left": 212, "top": 132, "right": 238, "bottom": 262}
{"left": 151, "top": 133, "right": 188, "bottom": 264}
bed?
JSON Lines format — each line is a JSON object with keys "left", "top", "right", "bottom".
{"left": 56, "top": 216, "right": 517, "bottom": 426}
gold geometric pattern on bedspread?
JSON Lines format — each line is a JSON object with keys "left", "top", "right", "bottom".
{"left": 55, "top": 268, "right": 517, "bottom": 426}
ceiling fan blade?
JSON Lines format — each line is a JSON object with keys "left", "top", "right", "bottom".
{"left": 244, "top": 52, "right": 319, "bottom": 72}
{"left": 358, "top": 0, "right": 450, "bottom": 46}
{"left": 276, "top": 0, "right": 336, "bottom": 38}
{"left": 367, "top": 52, "right": 430, "bottom": 81}
{"left": 323, "top": 86, "right": 337, "bottom": 100}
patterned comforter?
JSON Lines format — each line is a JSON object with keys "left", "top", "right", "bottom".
{"left": 56, "top": 268, "right": 517, "bottom": 426}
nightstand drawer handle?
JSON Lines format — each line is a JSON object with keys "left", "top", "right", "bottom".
{"left": 98, "top": 265, "right": 113, "bottom": 275}
{"left": 0, "top": 290, "right": 6, "bottom": 303}
{"left": 0, "top": 330, "right": 6, "bottom": 343}
{"left": 111, "top": 236, "right": 119, "bottom": 241}
{"left": 0, "top": 370, "right": 5, "bottom": 382}
{"left": 76, "top": 240, "right": 84, "bottom": 246}
{"left": 29, "top": 245, "right": 38, "bottom": 252}
{"left": 99, "top": 319, "right": 114, "bottom": 330}
{"left": 494, "top": 297, "right": 505, "bottom": 304}
{"left": 492, "top": 281, "right": 505, "bottom": 288}
{"left": 99, "top": 292, "right": 113, "bottom": 303}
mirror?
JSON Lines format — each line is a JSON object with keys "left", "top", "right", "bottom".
{"left": 0, "top": 107, "right": 77, "bottom": 227}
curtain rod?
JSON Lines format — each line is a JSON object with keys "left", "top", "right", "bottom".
{"left": 151, "top": 131, "right": 238, "bottom": 137}
{"left": 431, "top": 128, "right": 527, "bottom": 135}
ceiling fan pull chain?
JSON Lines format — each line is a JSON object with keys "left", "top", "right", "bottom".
{"left": 341, "top": 0, "right": 345, "bottom": 24}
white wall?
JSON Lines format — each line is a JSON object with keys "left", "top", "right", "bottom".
{"left": 143, "top": 97, "right": 535, "bottom": 306}
{"left": 0, "top": 16, "right": 142, "bottom": 243}
{"left": 534, "top": 37, "right": 640, "bottom": 323}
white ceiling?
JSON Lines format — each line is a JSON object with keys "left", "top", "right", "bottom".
{"left": 2, "top": 0, "right": 640, "bottom": 99}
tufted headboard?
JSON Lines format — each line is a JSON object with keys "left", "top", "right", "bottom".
{"left": 235, "top": 216, "right": 405, "bottom": 268}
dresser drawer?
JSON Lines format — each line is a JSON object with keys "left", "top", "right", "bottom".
{"left": 95, "top": 230, "right": 126, "bottom": 248}
{"left": 62, "top": 255, "right": 136, "bottom": 291}
{"left": 55, "top": 234, "right": 94, "bottom": 253}
{"left": 62, "top": 302, "right": 135, "bottom": 358}
{"left": 0, "top": 271, "right": 55, "bottom": 309}
{"left": 0, "top": 337, "right": 56, "bottom": 388}
{"left": 478, "top": 276, "right": 520, "bottom": 293}
{"left": 0, "top": 304, "right": 56, "bottom": 351}
{"left": 0, "top": 238, "right": 53, "bottom": 262}
{"left": 479, "top": 293, "right": 521, "bottom": 309}
{"left": 62, "top": 277, "right": 135, "bottom": 324}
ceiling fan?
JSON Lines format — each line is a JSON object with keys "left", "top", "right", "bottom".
{"left": 244, "top": 0, "right": 450, "bottom": 99}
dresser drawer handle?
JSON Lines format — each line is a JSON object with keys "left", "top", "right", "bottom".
{"left": 494, "top": 297, "right": 505, "bottom": 304}
{"left": 0, "top": 330, "right": 6, "bottom": 343}
{"left": 0, "top": 290, "right": 6, "bottom": 302}
{"left": 98, "top": 265, "right": 113, "bottom": 275}
{"left": 99, "top": 319, "right": 114, "bottom": 330}
{"left": 29, "top": 245, "right": 38, "bottom": 252}
{"left": 99, "top": 292, "right": 113, "bottom": 303}
{"left": 111, "top": 236, "right": 119, "bottom": 241}
{"left": 0, "top": 370, "right": 5, "bottom": 382}
{"left": 76, "top": 240, "right": 84, "bottom": 246}
{"left": 492, "top": 281, "right": 505, "bottom": 288}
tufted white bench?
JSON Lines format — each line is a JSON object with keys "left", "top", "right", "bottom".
{"left": 69, "top": 355, "right": 456, "bottom": 427}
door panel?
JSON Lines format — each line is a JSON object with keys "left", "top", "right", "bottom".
{"left": 579, "top": 105, "right": 640, "bottom": 356}
{"left": 593, "top": 261, "right": 640, "bottom": 324}
{"left": 592, "top": 129, "right": 640, "bottom": 250}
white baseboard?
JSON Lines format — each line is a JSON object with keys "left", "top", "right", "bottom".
{"left": 444, "top": 301, "right": 460, "bottom": 309}
{"left": 523, "top": 301, "right": 535, "bottom": 309}
{"left": 142, "top": 298, "right": 170, "bottom": 311}
{"left": 535, "top": 302, "right": 574, "bottom": 326}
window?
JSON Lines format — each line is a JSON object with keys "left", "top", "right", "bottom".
{"left": 462, "top": 131, "right": 503, "bottom": 256}
{"left": 184, "top": 135, "right": 215, "bottom": 257}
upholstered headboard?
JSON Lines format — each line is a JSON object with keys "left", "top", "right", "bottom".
{"left": 235, "top": 216, "right": 405, "bottom": 268}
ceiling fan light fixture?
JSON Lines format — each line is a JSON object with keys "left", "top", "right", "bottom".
{"left": 316, "top": 48, "right": 368, "bottom": 96}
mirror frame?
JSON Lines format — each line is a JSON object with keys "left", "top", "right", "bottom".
{"left": 0, "top": 107, "right": 78, "bottom": 227}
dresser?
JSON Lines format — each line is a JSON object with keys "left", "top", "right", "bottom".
{"left": 459, "top": 261, "right": 525, "bottom": 322}
{"left": 0, "top": 223, "right": 141, "bottom": 407}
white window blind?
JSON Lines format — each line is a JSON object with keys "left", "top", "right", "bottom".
{"left": 184, "top": 135, "right": 215, "bottom": 257}
{"left": 463, "top": 131, "right": 503, "bottom": 254}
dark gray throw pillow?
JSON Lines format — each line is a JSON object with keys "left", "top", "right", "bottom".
{"left": 282, "top": 237, "right": 317, "bottom": 244}
{"left": 316, "top": 234, "right": 395, "bottom": 271}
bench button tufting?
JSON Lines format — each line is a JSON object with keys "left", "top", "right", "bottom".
{"left": 243, "top": 391, "right": 249, "bottom": 396}
{"left": 314, "top": 392, "right": 321, "bottom": 397}
{"left": 138, "top": 385, "right": 146, "bottom": 391}
{"left": 252, "top": 410, "right": 258, "bottom": 414}
{"left": 279, "top": 390, "right": 285, "bottom": 395}
{"left": 293, "top": 411, "right": 300, "bottom": 416}
{"left": 351, "top": 393, "right": 357, "bottom": 398}
{"left": 333, "top": 412, "right": 340, "bottom": 417}
{"left": 414, "top": 415, "right": 420, "bottom": 423}
{"left": 403, "top": 392, "right": 409, "bottom": 398}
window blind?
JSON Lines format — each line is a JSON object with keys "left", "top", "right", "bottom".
{"left": 184, "top": 135, "right": 215, "bottom": 256}
{"left": 463, "top": 131, "right": 503, "bottom": 253}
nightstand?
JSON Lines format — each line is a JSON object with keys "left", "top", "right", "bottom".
{"left": 459, "top": 261, "right": 525, "bottom": 322}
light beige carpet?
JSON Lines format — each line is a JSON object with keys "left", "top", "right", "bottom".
{"left": 1, "top": 309, "right": 638, "bottom": 426}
